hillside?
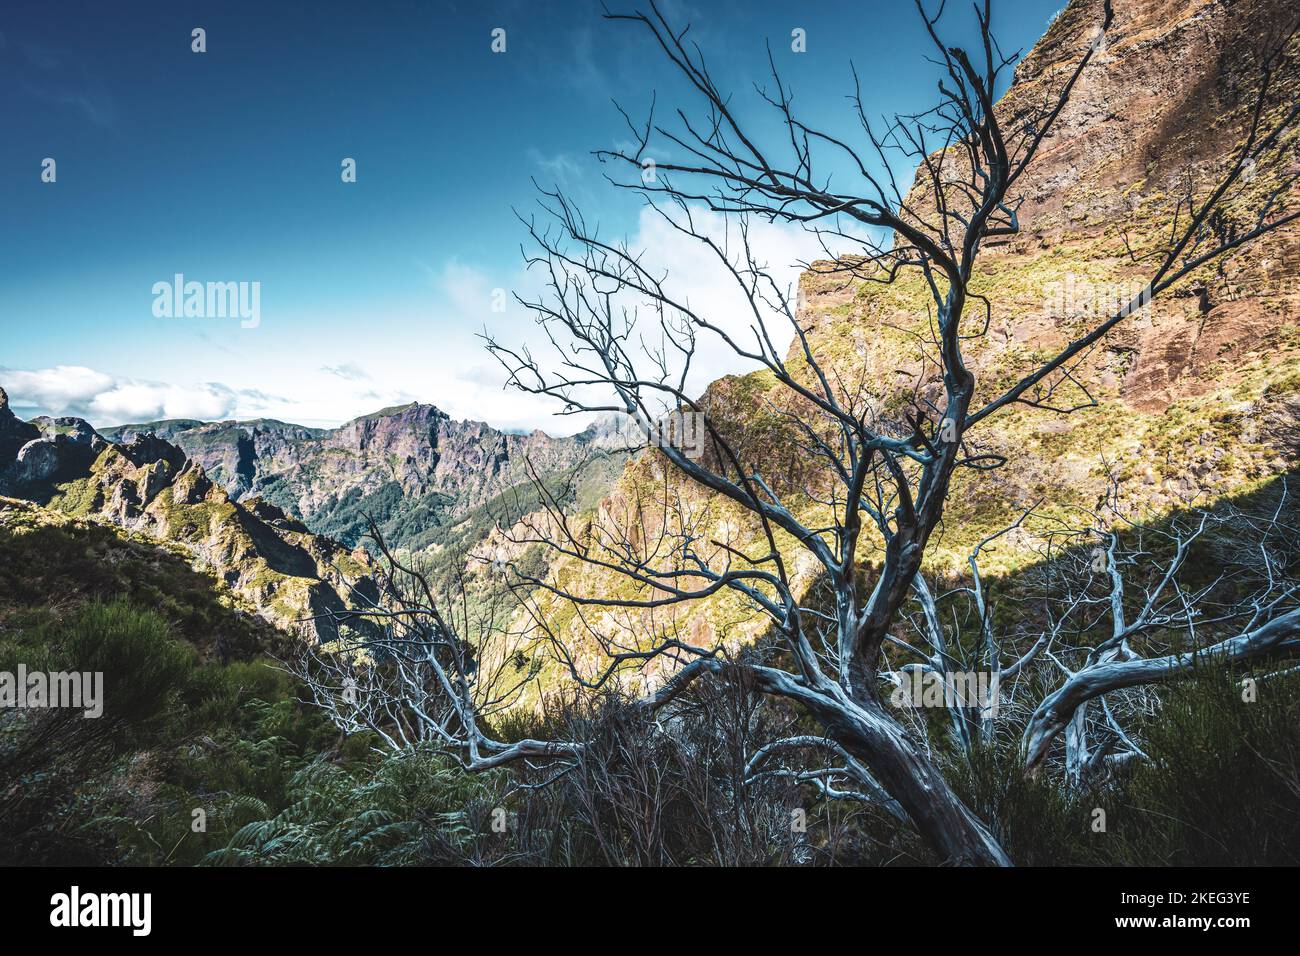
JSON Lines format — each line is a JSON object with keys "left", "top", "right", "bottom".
{"left": 0, "top": 387, "right": 376, "bottom": 642}
{"left": 0, "top": 496, "right": 284, "bottom": 661}
{"left": 500, "top": 0, "right": 1300, "bottom": 693}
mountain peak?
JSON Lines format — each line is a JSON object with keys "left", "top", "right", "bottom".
{"left": 344, "top": 402, "right": 447, "bottom": 427}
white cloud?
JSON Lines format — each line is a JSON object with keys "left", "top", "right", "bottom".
{"left": 527, "top": 149, "right": 584, "bottom": 185}
{"left": 321, "top": 362, "right": 370, "bottom": 382}
{"left": 88, "top": 382, "right": 240, "bottom": 423}
{"left": 436, "top": 259, "right": 498, "bottom": 321}
{"left": 2, "top": 365, "right": 116, "bottom": 414}
{"left": 0, "top": 365, "right": 273, "bottom": 425}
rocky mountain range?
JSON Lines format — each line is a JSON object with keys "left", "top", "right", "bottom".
{"left": 100, "top": 402, "right": 626, "bottom": 555}
{"left": 0, "top": 383, "right": 631, "bottom": 642}
{"left": 0, "top": 386, "right": 377, "bottom": 642}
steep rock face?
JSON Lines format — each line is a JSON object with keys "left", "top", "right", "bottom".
{"left": 802, "top": 0, "right": 1300, "bottom": 411}
{"left": 795, "top": 0, "right": 1300, "bottom": 523}
{"left": 104, "top": 403, "right": 623, "bottom": 551}
{"left": 985, "top": 0, "right": 1299, "bottom": 412}
{"left": 998, "top": 0, "right": 1288, "bottom": 242}
{"left": 0, "top": 391, "right": 106, "bottom": 492}
{"left": 0, "top": 387, "right": 40, "bottom": 467}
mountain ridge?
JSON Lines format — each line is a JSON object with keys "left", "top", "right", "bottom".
{"left": 97, "top": 400, "right": 628, "bottom": 553}
{"left": 0, "top": 385, "right": 378, "bottom": 642}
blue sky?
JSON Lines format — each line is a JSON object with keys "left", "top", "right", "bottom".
{"left": 0, "top": 0, "right": 1063, "bottom": 432}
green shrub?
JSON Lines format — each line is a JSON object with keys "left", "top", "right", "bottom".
{"left": 0, "top": 600, "right": 195, "bottom": 863}
{"left": 1096, "top": 669, "right": 1300, "bottom": 866}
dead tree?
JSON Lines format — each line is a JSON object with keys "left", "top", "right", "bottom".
{"left": 291, "top": 525, "right": 583, "bottom": 771}
{"left": 478, "top": 0, "right": 1300, "bottom": 864}
{"left": 892, "top": 508, "right": 1055, "bottom": 756}
{"left": 300, "top": 1, "right": 1298, "bottom": 865}
{"left": 1022, "top": 482, "right": 1300, "bottom": 778}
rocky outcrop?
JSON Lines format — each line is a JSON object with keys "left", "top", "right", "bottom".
{"left": 0, "top": 396, "right": 377, "bottom": 643}
{"left": 0, "top": 390, "right": 106, "bottom": 492}
{"left": 0, "top": 387, "right": 40, "bottom": 470}
{"left": 46, "top": 435, "right": 377, "bottom": 641}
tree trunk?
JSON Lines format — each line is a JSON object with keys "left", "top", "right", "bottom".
{"left": 811, "top": 694, "right": 1011, "bottom": 866}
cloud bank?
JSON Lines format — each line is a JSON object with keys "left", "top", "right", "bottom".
{"left": 1, "top": 365, "right": 273, "bottom": 424}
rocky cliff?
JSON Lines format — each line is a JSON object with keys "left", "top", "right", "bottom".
{"left": 782, "top": 0, "right": 1300, "bottom": 542}
{"left": 0, "top": 387, "right": 376, "bottom": 642}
